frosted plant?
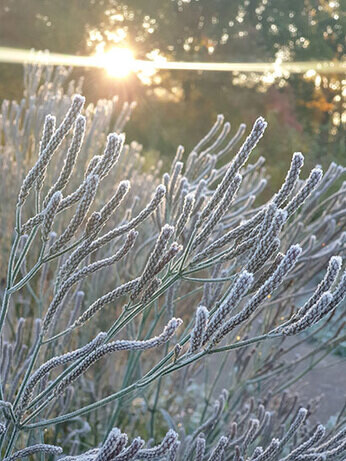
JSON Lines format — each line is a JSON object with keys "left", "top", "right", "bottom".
{"left": 17, "top": 95, "right": 85, "bottom": 207}
{"left": 42, "top": 114, "right": 86, "bottom": 207}
{"left": 273, "top": 152, "right": 304, "bottom": 207}
{"left": 16, "top": 332, "right": 107, "bottom": 416}
{"left": 50, "top": 392, "right": 345, "bottom": 460}
{"left": 2, "top": 444, "right": 62, "bottom": 461}
{"left": 130, "top": 224, "right": 174, "bottom": 300}
{"left": 0, "top": 64, "right": 345, "bottom": 459}
{"left": 202, "top": 270, "right": 253, "bottom": 345}
{"left": 189, "top": 305, "right": 209, "bottom": 353}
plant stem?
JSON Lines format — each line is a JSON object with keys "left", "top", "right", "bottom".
{"left": 13, "top": 338, "right": 42, "bottom": 410}
{"left": 22, "top": 330, "right": 290, "bottom": 430}
{"left": 199, "top": 351, "right": 229, "bottom": 424}
{"left": 150, "top": 342, "right": 169, "bottom": 438}
{"left": 3, "top": 425, "right": 18, "bottom": 458}
{"left": 12, "top": 226, "right": 38, "bottom": 282}
{"left": 0, "top": 209, "right": 22, "bottom": 334}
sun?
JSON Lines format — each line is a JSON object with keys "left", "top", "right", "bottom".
{"left": 99, "top": 47, "right": 135, "bottom": 78}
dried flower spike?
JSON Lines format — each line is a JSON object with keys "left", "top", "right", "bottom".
{"left": 18, "top": 95, "right": 85, "bottom": 206}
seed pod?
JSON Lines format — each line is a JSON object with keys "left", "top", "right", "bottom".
{"left": 283, "top": 293, "right": 333, "bottom": 336}
{"left": 35, "top": 114, "right": 56, "bottom": 192}
{"left": 193, "top": 174, "right": 242, "bottom": 249}
{"left": 294, "top": 256, "right": 342, "bottom": 320}
{"left": 176, "top": 193, "right": 195, "bottom": 237}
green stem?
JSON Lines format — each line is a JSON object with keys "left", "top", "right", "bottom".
{"left": 106, "top": 273, "right": 180, "bottom": 341}
{"left": 13, "top": 339, "right": 42, "bottom": 410}
{"left": 150, "top": 342, "right": 169, "bottom": 438}
{"left": 0, "top": 209, "right": 22, "bottom": 334}
{"left": 8, "top": 257, "right": 43, "bottom": 294}
{"left": 199, "top": 351, "right": 229, "bottom": 424}
{"left": 181, "top": 274, "right": 236, "bottom": 283}
{"left": 0, "top": 291, "right": 11, "bottom": 342}
{"left": 42, "top": 236, "right": 84, "bottom": 265}
{"left": 41, "top": 327, "right": 72, "bottom": 345}
{"left": 104, "top": 306, "right": 163, "bottom": 438}
{"left": 12, "top": 226, "right": 38, "bottom": 282}
{"left": 22, "top": 330, "right": 281, "bottom": 429}
{"left": 209, "top": 333, "right": 281, "bottom": 354}
{"left": 22, "top": 382, "right": 138, "bottom": 429}
{"left": 177, "top": 227, "right": 197, "bottom": 272}
{"left": 3, "top": 425, "right": 18, "bottom": 458}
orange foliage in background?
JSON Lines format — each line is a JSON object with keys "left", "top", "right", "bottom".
{"left": 305, "top": 95, "right": 334, "bottom": 112}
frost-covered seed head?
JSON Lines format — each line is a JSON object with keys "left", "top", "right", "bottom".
{"left": 274, "top": 152, "right": 304, "bottom": 206}
{"left": 35, "top": 114, "right": 56, "bottom": 191}
{"left": 131, "top": 224, "right": 174, "bottom": 300}
{"left": 198, "top": 117, "right": 266, "bottom": 224}
{"left": 279, "top": 407, "right": 308, "bottom": 448}
{"left": 285, "top": 167, "right": 323, "bottom": 216}
{"left": 203, "top": 270, "right": 253, "bottom": 345}
{"left": 136, "top": 429, "right": 178, "bottom": 459}
{"left": 84, "top": 211, "right": 102, "bottom": 238}
{"left": 211, "top": 245, "right": 302, "bottom": 345}
{"left": 100, "top": 180, "right": 130, "bottom": 224}
{"left": 85, "top": 155, "right": 102, "bottom": 178}
{"left": 55, "top": 319, "right": 182, "bottom": 395}
{"left": 176, "top": 192, "right": 195, "bottom": 237}
{"left": 113, "top": 437, "right": 144, "bottom": 460}
{"left": 18, "top": 95, "right": 84, "bottom": 206}
{"left": 43, "top": 114, "right": 86, "bottom": 207}
{"left": 194, "top": 436, "right": 206, "bottom": 461}
{"left": 189, "top": 305, "right": 209, "bottom": 353}
{"left": 251, "top": 438, "right": 280, "bottom": 461}
{"left": 94, "top": 133, "right": 124, "bottom": 179}
{"left": 3, "top": 444, "right": 63, "bottom": 461}
{"left": 194, "top": 174, "right": 242, "bottom": 248}
{"left": 140, "top": 278, "right": 162, "bottom": 304}
{"left": 283, "top": 292, "right": 333, "bottom": 335}
{"left": 41, "top": 191, "right": 62, "bottom": 241}
{"left": 95, "top": 428, "right": 128, "bottom": 461}
{"left": 48, "top": 174, "right": 99, "bottom": 255}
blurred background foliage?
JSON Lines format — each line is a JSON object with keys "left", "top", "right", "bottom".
{"left": 0, "top": 0, "right": 345, "bottom": 194}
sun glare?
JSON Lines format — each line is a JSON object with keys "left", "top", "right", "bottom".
{"left": 99, "top": 47, "right": 135, "bottom": 78}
